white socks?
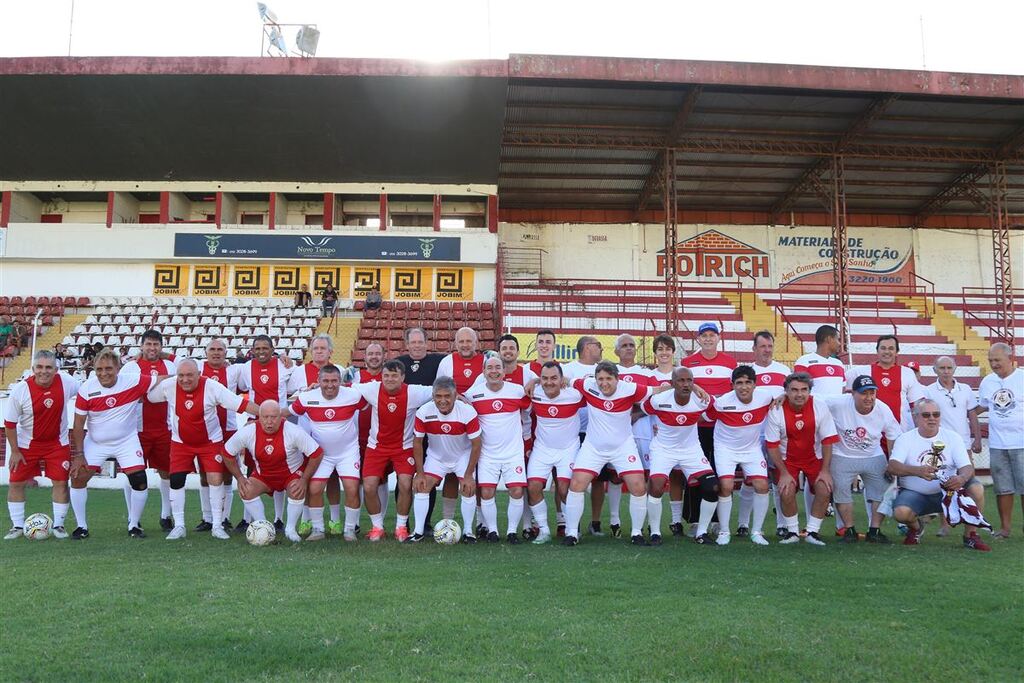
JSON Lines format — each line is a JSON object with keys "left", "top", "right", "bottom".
{"left": 53, "top": 502, "right": 69, "bottom": 528}
{"left": 806, "top": 514, "right": 824, "bottom": 534}
{"left": 310, "top": 506, "right": 324, "bottom": 533}
{"left": 751, "top": 492, "right": 770, "bottom": 535}
{"left": 628, "top": 494, "right": 647, "bottom": 537}
{"left": 301, "top": 505, "right": 311, "bottom": 523}
{"left": 413, "top": 492, "right": 430, "bottom": 535}
{"left": 460, "top": 495, "right": 477, "bottom": 536}
{"left": 369, "top": 512, "right": 384, "bottom": 530}
{"left": 330, "top": 504, "right": 341, "bottom": 523}
{"left": 243, "top": 496, "right": 266, "bottom": 522}
{"left": 169, "top": 486, "right": 186, "bottom": 528}
{"left": 737, "top": 484, "right": 754, "bottom": 528}
{"left": 209, "top": 484, "right": 224, "bottom": 530}
{"left": 670, "top": 500, "right": 683, "bottom": 525}
{"left": 783, "top": 513, "right": 800, "bottom": 534}
{"left": 8, "top": 501, "right": 25, "bottom": 528}
{"left": 564, "top": 490, "right": 585, "bottom": 538}
{"left": 481, "top": 498, "right": 498, "bottom": 534}
{"left": 344, "top": 506, "right": 360, "bottom": 532}
{"left": 716, "top": 495, "right": 733, "bottom": 534}
{"left": 159, "top": 478, "right": 171, "bottom": 518}
{"left": 521, "top": 502, "right": 534, "bottom": 530}
{"left": 70, "top": 487, "right": 88, "bottom": 529}
{"left": 507, "top": 497, "right": 524, "bottom": 536}
{"left": 395, "top": 514, "right": 408, "bottom": 534}
{"left": 696, "top": 499, "right": 717, "bottom": 537}
{"left": 647, "top": 495, "right": 663, "bottom": 535}
{"left": 223, "top": 485, "right": 234, "bottom": 522}
{"left": 531, "top": 500, "right": 550, "bottom": 534}
{"left": 442, "top": 496, "right": 457, "bottom": 520}
{"left": 129, "top": 488, "right": 148, "bottom": 530}
{"left": 286, "top": 497, "right": 303, "bottom": 534}
{"left": 378, "top": 484, "right": 389, "bottom": 520}
{"left": 608, "top": 485, "right": 623, "bottom": 525}
{"left": 273, "top": 490, "right": 285, "bottom": 522}
{"left": 199, "top": 485, "right": 212, "bottom": 523}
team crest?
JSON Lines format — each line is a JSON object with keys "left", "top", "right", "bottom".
{"left": 705, "top": 368, "right": 713, "bottom": 375}
{"left": 675, "top": 415, "right": 687, "bottom": 425}
{"left": 105, "top": 397, "right": 117, "bottom": 408}
{"left": 761, "top": 375, "right": 770, "bottom": 383}
{"left": 184, "top": 400, "right": 194, "bottom": 410}
{"left": 603, "top": 400, "right": 614, "bottom": 411}
{"left": 547, "top": 406, "right": 558, "bottom": 417}
{"left": 407, "top": 457, "right": 415, "bottom": 465}
{"left": 441, "top": 423, "right": 452, "bottom": 434}
{"left": 826, "top": 366, "right": 835, "bottom": 375}
{"left": 463, "top": 368, "right": 472, "bottom": 378}
{"left": 623, "top": 376, "right": 634, "bottom": 383}
{"left": 742, "top": 412, "right": 753, "bottom": 423}
{"left": 992, "top": 388, "right": 1014, "bottom": 410}
{"left": 264, "top": 445, "right": 274, "bottom": 455}
{"left": 43, "top": 398, "right": 54, "bottom": 409}
{"left": 627, "top": 455, "right": 637, "bottom": 463}
{"left": 354, "top": 461, "right": 360, "bottom": 470}
{"left": 260, "top": 374, "right": 270, "bottom": 384}
{"left": 515, "top": 465, "right": 523, "bottom": 474}
{"left": 62, "top": 461, "right": 71, "bottom": 470}
{"left": 387, "top": 403, "right": 398, "bottom": 413}
{"left": 795, "top": 420, "right": 805, "bottom": 430}
{"left": 492, "top": 400, "right": 504, "bottom": 411}
{"left": 325, "top": 409, "right": 336, "bottom": 419}
{"left": 214, "top": 454, "right": 223, "bottom": 463}
{"left": 855, "top": 427, "right": 867, "bottom": 439}
{"left": 881, "top": 377, "right": 891, "bottom": 387}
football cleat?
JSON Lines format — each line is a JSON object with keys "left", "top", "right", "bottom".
{"left": 71, "top": 526, "right": 90, "bottom": 540}
{"left": 475, "top": 523, "right": 488, "bottom": 538}
{"left": 839, "top": 528, "right": 859, "bottom": 544}
{"left": 562, "top": 535, "right": 579, "bottom": 546}
{"left": 804, "top": 531, "right": 826, "bottom": 546}
{"left": 405, "top": 533, "right": 425, "bottom": 543}
{"left": 274, "top": 519, "right": 285, "bottom": 532}
{"left": 194, "top": 521, "right": 214, "bottom": 532}
{"left": 485, "top": 531, "right": 500, "bottom": 543}
{"left": 522, "top": 525, "right": 539, "bottom": 541}
{"left": 394, "top": 527, "right": 410, "bottom": 543}
{"left": 935, "top": 525, "right": 950, "bottom": 537}
{"left": 222, "top": 519, "right": 233, "bottom": 532}
{"left": 779, "top": 530, "right": 800, "bottom": 544}
{"left": 343, "top": 529, "right": 358, "bottom": 542}
{"left": 505, "top": 533, "right": 521, "bottom": 545}
{"left": 459, "top": 534, "right": 478, "bottom": 544}
{"left": 648, "top": 534, "right": 663, "bottom": 546}
{"left": 865, "top": 529, "right": 891, "bottom": 544}
{"left": 327, "top": 521, "right": 343, "bottom": 536}
{"left": 588, "top": 521, "right": 605, "bottom": 536}
{"left": 750, "top": 532, "right": 770, "bottom": 546}
{"left": 367, "top": 527, "right": 386, "bottom": 542}
{"left": 166, "top": 526, "right": 186, "bottom": 540}
{"left": 284, "top": 529, "right": 302, "bottom": 543}
{"left": 693, "top": 533, "right": 713, "bottom": 545}
{"left": 775, "top": 526, "right": 787, "bottom": 539}
{"left": 630, "top": 534, "right": 648, "bottom": 546}
{"left": 532, "top": 531, "right": 552, "bottom": 545}
{"left": 128, "top": 526, "right": 146, "bottom": 539}
{"left": 716, "top": 532, "right": 731, "bottom": 546}
{"left": 159, "top": 516, "right": 173, "bottom": 531}
{"left": 51, "top": 526, "right": 69, "bottom": 540}
{"left": 4, "top": 527, "right": 24, "bottom": 540}
{"left": 896, "top": 523, "right": 909, "bottom": 537}
{"left": 835, "top": 526, "right": 847, "bottom": 537}
{"left": 609, "top": 523, "right": 622, "bottom": 539}
{"left": 234, "top": 520, "right": 250, "bottom": 533}
{"left": 735, "top": 526, "right": 750, "bottom": 538}
{"left": 297, "top": 521, "right": 313, "bottom": 537}
{"left": 963, "top": 532, "right": 991, "bottom": 552}
{"left": 306, "top": 530, "right": 326, "bottom": 542}
{"left": 211, "top": 526, "right": 230, "bottom": 540}
{"left": 903, "top": 528, "right": 922, "bottom": 546}
{"left": 556, "top": 524, "right": 566, "bottom": 538}
{"left": 669, "top": 522, "right": 684, "bottom": 537}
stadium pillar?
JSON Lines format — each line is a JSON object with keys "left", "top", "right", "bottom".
{"left": 830, "top": 155, "right": 852, "bottom": 357}
{"left": 0, "top": 191, "right": 9, "bottom": 228}
{"left": 215, "top": 192, "right": 238, "bottom": 228}
{"left": 989, "top": 161, "right": 1015, "bottom": 347}
{"left": 159, "top": 192, "right": 189, "bottom": 223}
{"left": 433, "top": 195, "right": 442, "bottom": 232}
{"left": 662, "top": 149, "right": 680, "bottom": 336}
{"left": 323, "top": 193, "right": 336, "bottom": 230}
{"left": 487, "top": 195, "right": 499, "bottom": 234}
{"left": 107, "top": 191, "right": 140, "bottom": 227}
{"left": 269, "top": 193, "right": 288, "bottom": 230}
{"left": 379, "top": 194, "right": 390, "bottom": 231}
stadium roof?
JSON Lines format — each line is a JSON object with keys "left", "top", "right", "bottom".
{"left": 1, "top": 54, "right": 1022, "bottom": 225}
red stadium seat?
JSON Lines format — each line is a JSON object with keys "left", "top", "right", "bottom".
{"left": 354, "top": 300, "right": 365, "bottom": 311}
{"left": 351, "top": 349, "right": 365, "bottom": 363}
{"left": 62, "top": 296, "right": 76, "bottom": 306}
{"left": 24, "top": 297, "right": 37, "bottom": 307}
{"left": 11, "top": 297, "right": 23, "bottom": 306}
{"left": 76, "top": 297, "right": 90, "bottom": 307}
{"left": 388, "top": 340, "right": 402, "bottom": 353}
{"left": 381, "top": 301, "right": 394, "bottom": 311}
{"left": 409, "top": 301, "right": 423, "bottom": 311}
{"left": 467, "top": 302, "right": 479, "bottom": 311}
{"left": 422, "top": 320, "right": 436, "bottom": 330}
{"left": 37, "top": 296, "right": 50, "bottom": 306}
{"left": 437, "top": 302, "right": 451, "bottom": 312}
{"left": 388, "top": 329, "right": 403, "bottom": 341}
{"left": 480, "top": 330, "right": 495, "bottom": 342}
{"left": 435, "top": 341, "right": 450, "bottom": 353}
{"left": 0, "top": 297, "right": 8, "bottom": 306}
{"left": 395, "top": 301, "right": 408, "bottom": 311}
{"left": 42, "top": 316, "right": 54, "bottom": 326}
{"left": 424, "top": 301, "right": 437, "bottom": 311}
{"left": 480, "top": 302, "right": 493, "bottom": 312}
{"left": 364, "top": 308, "right": 378, "bottom": 319}
{"left": 356, "top": 340, "right": 370, "bottom": 351}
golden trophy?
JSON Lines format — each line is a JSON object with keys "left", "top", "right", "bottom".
{"left": 926, "top": 441, "right": 945, "bottom": 469}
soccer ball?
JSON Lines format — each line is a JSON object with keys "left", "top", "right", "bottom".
{"left": 245, "top": 520, "right": 277, "bottom": 546}
{"left": 433, "top": 518, "right": 461, "bottom": 545}
{"left": 24, "top": 513, "right": 53, "bottom": 541}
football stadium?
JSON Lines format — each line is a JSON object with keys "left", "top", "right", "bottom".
{"left": 1, "top": 35, "right": 1023, "bottom": 683}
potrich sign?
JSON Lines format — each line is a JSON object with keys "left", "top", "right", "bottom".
{"left": 657, "top": 230, "right": 769, "bottom": 279}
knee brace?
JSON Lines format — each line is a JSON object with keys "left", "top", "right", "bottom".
{"left": 169, "top": 472, "right": 188, "bottom": 490}
{"left": 127, "top": 469, "right": 149, "bottom": 491}
{"left": 697, "top": 474, "right": 719, "bottom": 502}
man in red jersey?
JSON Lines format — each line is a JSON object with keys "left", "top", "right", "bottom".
{"left": 351, "top": 341, "right": 387, "bottom": 524}
{"left": 847, "top": 335, "right": 924, "bottom": 431}
{"left": 437, "top": 327, "right": 486, "bottom": 394}
{"left": 196, "top": 338, "right": 243, "bottom": 532}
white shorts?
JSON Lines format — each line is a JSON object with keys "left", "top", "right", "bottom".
{"left": 714, "top": 447, "right": 768, "bottom": 482}
{"left": 423, "top": 451, "right": 471, "bottom": 482}
{"left": 648, "top": 443, "right": 714, "bottom": 484}
{"left": 310, "top": 446, "right": 361, "bottom": 482}
{"left": 84, "top": 434, "right": 146, "bottom": 473}
{"left": 575, "top": 437, "right": 644, "bottom": 478}
{"left": 527, "top": 442, "right": 578, "bottom": 486}
{"left": 635, "top": 437, "right": 652, "bottom": 471}
{"left": 477, "top": 455, "right": 527, "bottom": 488}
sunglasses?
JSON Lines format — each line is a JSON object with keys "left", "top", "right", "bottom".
{"left": 919, "top": 411, "right": 941, "bottom": 418}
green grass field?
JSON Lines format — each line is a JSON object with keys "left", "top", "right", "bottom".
{"left": 2, "top": 486, "right": 1022, "bottom": 682}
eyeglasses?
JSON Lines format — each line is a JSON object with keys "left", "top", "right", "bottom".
{"left": 919, "top": 411, "right": 941, "bottom": 418}
{"left": 943, "top": 390, "right": 956, "bottom": 408}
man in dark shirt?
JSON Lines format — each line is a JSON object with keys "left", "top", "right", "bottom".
{"left": 294, "top": 284, "right": 312, "bottom": 308}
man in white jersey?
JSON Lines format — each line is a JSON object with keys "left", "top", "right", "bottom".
{"left": 794, "top": 324, "right": 847, "bottom": 398}
{"left": 220, "top": 401, "right": 324, "bottom": 543}
{"left": 410, "top": 376, "right": 482, "bottom": 542}
{"left": 354, "top": 360, "right": 434, "bottom": 542}
{"left": 706, "top": 365, "right": 776, "bottom": 546}
{"left": 236, "top": 334, "right": 295, "bottom": 530}
{"left": 4, "top": 351, "right": 80, "bottom": 540}
{"left": 69, "top": 349, "right": 166, "bottom": 539}
{"left": 147, "top": 359, "right": 257, "bottom": 539}
{"left": 611, "top": 334, "right": 654, "bottom": 537}
{"left": 561, "top": 361, "right": 673, "bottom": 546}
{"left": 195, "top": 338, "right": 243, "bottom": 533}
{"left": 286, "top": 364, "right": 366, "bottom": 541}
{"left": 642, "top": 367, "right": 719, "bottom": 545}
{"left": 737, "top": 330, "right": 790, "bottom": 538}
{"left": 466, "top": 356, "right": 532, "bottom": 543}
{"left": 650, "top": 333, "right": 687, "bottom": 536}
{"left": 828, "top": 375, "right": 902, "bottom": 544}
{"left": 527, "top": 361, "right": 585, "bottom": 544}
{"left": 887, "top": 399, "right": 990, "bottom": 551}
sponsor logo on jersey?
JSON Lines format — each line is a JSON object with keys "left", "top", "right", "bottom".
{"left": 88, "top": 391, "right": 101, "bottom": 397}
{"left": 471, "top": 393, "right": 484, "bottom": 400}
{"left": 43, "top": 398, "right": 54, "bottom": 409}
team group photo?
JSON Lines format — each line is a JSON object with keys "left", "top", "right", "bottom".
{"left": 1, "top": 1, "right": 1022, "bottom": 681}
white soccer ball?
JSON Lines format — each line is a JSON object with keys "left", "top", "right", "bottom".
{"left": 433, "top": 518, "right": 461, "bottom": 545}
{"left": 24, "top": 513, "right": 53, "bottom": 541}
{"left": 245, "top": 520, "right": 277, "bottom": 547}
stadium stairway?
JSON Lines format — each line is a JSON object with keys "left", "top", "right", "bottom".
{"left": 1, "top": 314, "right": 87, "bottom": 385}
{"left": 898, "top": 297, "right": 991, "bottom": 375}
{"left": 317, "top": 314, "right": 360, "bottom": 366}
{"left": 721, "top": 291, "right": 802, "bottom": 364}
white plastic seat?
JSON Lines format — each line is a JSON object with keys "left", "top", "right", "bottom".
{"left": 242, "top": 317, "right": 258, "bottom": 326}
{"left": 168, "top": 335, "right": 183, "bottom": 347}
{"left": 303, "top": 318, "right": 317, "bottom": 328}
{"left": 61, "top": 335, "right": 75, "bottom": 346}
{"left": 284, "top": 327, "right": 298, "bottom": 338}
{"left": 268, "top": 326, "right": 283, "bottom": 338}
{"left": 238, "top": 326, "right": 253, "bottom": 337}
{"left": 107, "top": 335, "right": 122, "bottom": 346}
{"left": 190, "top": 347, "right": 204, "bottom": 358}
{"left": 213, "top": 316, "right": 228, "bottom": 326}
{"left": 185, "top": 316, "right": 199, "bottom": 326}
{"left": 250, "top": 307, "right": 265, "bottom": 317}
{"left": 171, "top": 315, "right": 185, "bottom": 326}
{"left": 84, "top": 315, "right": 98, "bottom": 325}
{"left": 75, "top": 335, "right": 90, "bottom": 345}
{"left": 278, "top": 338, "right": 293, "bottom": 349}
{"left": 131, "top": 324, "right": 146, "bottom": 335}
{"left": 184, "top": 337, "right": 198, "bottom": 348}
{"left": 288, "top": 348, "right": 303, "bottom": 360}
{"left": 91, "top": 334, "right": 106, "bottom": 345}
{"left": 228, "top": 316, "right": 243, "bottom": 326}
{"left": 253, "top": 327, "right": 268, "bottom": 336}
{"left": 175, "top": 347, "right": 189, "bottom": 358}
{"left": 199, "top": 315, "right": 214, "bottom": 326}
{"left": 116, "top": 324, "right": 131, "bottom": 335}
{"left": 222, "top": 326, "right": 237, "bottom": 337}
{"left": 122, "top": 336, "right": 138, "bottom": 347}
{"left": 293, "top": 338, "right": 308, "bottom": 350}
{"left": 273, "top": 317, "right": 288, "bottom": 327}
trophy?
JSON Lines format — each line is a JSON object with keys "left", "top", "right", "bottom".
{"left": 927, "top": 441, "right": 950, "bottom": 487}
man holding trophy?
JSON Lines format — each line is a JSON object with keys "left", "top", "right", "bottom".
{"left": 887, "top": 399, "right": 991, "bottom": 551}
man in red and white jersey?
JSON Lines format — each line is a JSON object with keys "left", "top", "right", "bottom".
{"left": 649, "top": 333, "right": 688, "bottom": 537}
{"left": 196, "top": 338, "right": 243, "bottom": 533}
{"left": 680, "top": 322, "right": 737, "bottom": 531}
{"left": 610, "top": 333, "right": 655, "bottom": 535}
{"left": 3, "top": 350, "right": 81, "bottom": 540}
{"left": 411, "top": 376, "right": 482, "bottom": 542}
{"left": 847, "top": 334, "right": 924, "bottom": 431}
{"left": 528, "top": 329, "right": 558, "bottom": 376}
{"left": 121, "top": 329, "right": 178, "bottom": 531}
{"left": 286, "top": 364, "right": 366, "bottom": 542}
{"left": 466, "top": 356, "right": 532, "bottom": 543}
{"left": 563, "top": 361, "right": 672, "bottom": 546}
{"left": 354, "top": 359, "right": 434, "bottom": 542}
{"left": 706, "top": 365, "right": 775, "bottom": 546}
{"left": 764, "top": 372, "right": 839, "bottom": 546}
{"left": 642, "top": 367, "right": 719, "bottom": 545}
{"left": 437, "top": 327, "right": 486, "bottom": 394}
{"left": 236, "top": 334, "right": 296, "bottom": 528}
{"left": 350, "top": 341, "right": 388, "bottom": 523}
{"left": 526, "top": 361, "right": 585, "bottom": 544}
{"left": 794, "top": 324, "right": 847, "bottom": 398}
{"left": 70, "top": 349, "right": 166, "bottom": 539}
{"left": 828, "top": 375, "right": 902, "bottom": 544}
{"left": 147, "top": 359, "right": 256, "bottom": 540}
{"left": 220, "top": 401, "right": 324, "bottom": 543}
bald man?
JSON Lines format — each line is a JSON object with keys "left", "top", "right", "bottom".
{"left": 437, "top": 327, "right": 486, "bottom": 394}
{"left": 975, "top": 343, "right": 1024, "bottom": 538}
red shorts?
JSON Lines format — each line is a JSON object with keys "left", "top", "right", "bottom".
{"left": 362, "top": 447, "right": 414, "bottom": 479}
{"left": 139, "top": 432, "right": 171, "bottom": 471}
{"left": 774, "top": 458, "right": 823, "bottom": 485}
{"left": 252, "top": 469, "right": 301, "bottom": 493}
{"left": 8, "top": 443, "right": 71, "bottom": 483}
{"left": 170, "top": 441, "right": 224, "bottom": 475}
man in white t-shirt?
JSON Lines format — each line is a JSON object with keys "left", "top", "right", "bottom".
{"left": 887, "top": 399, "right": 990, "bottom": 551}
{"left": 924, "top": 356, "right": 982, "bottom": 454}
{"left": 974, "top": 342, "right": 1024, "bottom": 539}
{"left": 828, "top": 375, "right": 902, "bottom": 544}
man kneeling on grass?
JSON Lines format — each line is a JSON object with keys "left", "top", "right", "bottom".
{"left": 887, "top": 399, "right": 991, "bottom": 552}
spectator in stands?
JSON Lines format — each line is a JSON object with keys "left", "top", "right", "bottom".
{"left": 54, "top": 343, "right": 77, "bottom": 370}
{"left": 119, "top": 345, "right": 132, "bottom": 364}
{"left": 10, "top": 320, "right": 27, "bottom": 350}
{"left": 975, "top": 342, "right": 1024, "bottom": 539}
{"left": 0, "top": 316, "right": 11, "bottom": 347}
{"left": 295, "top": 284, "right": 312, "bottom": 308}
{"left": 233, "top": 348, "right": 249, "bottom": 364}
{"left": 321, "top": 284, "right": 339, "bottom": 317}
{"left": 364, "top": 287, "right": 382, "bottom": 311}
